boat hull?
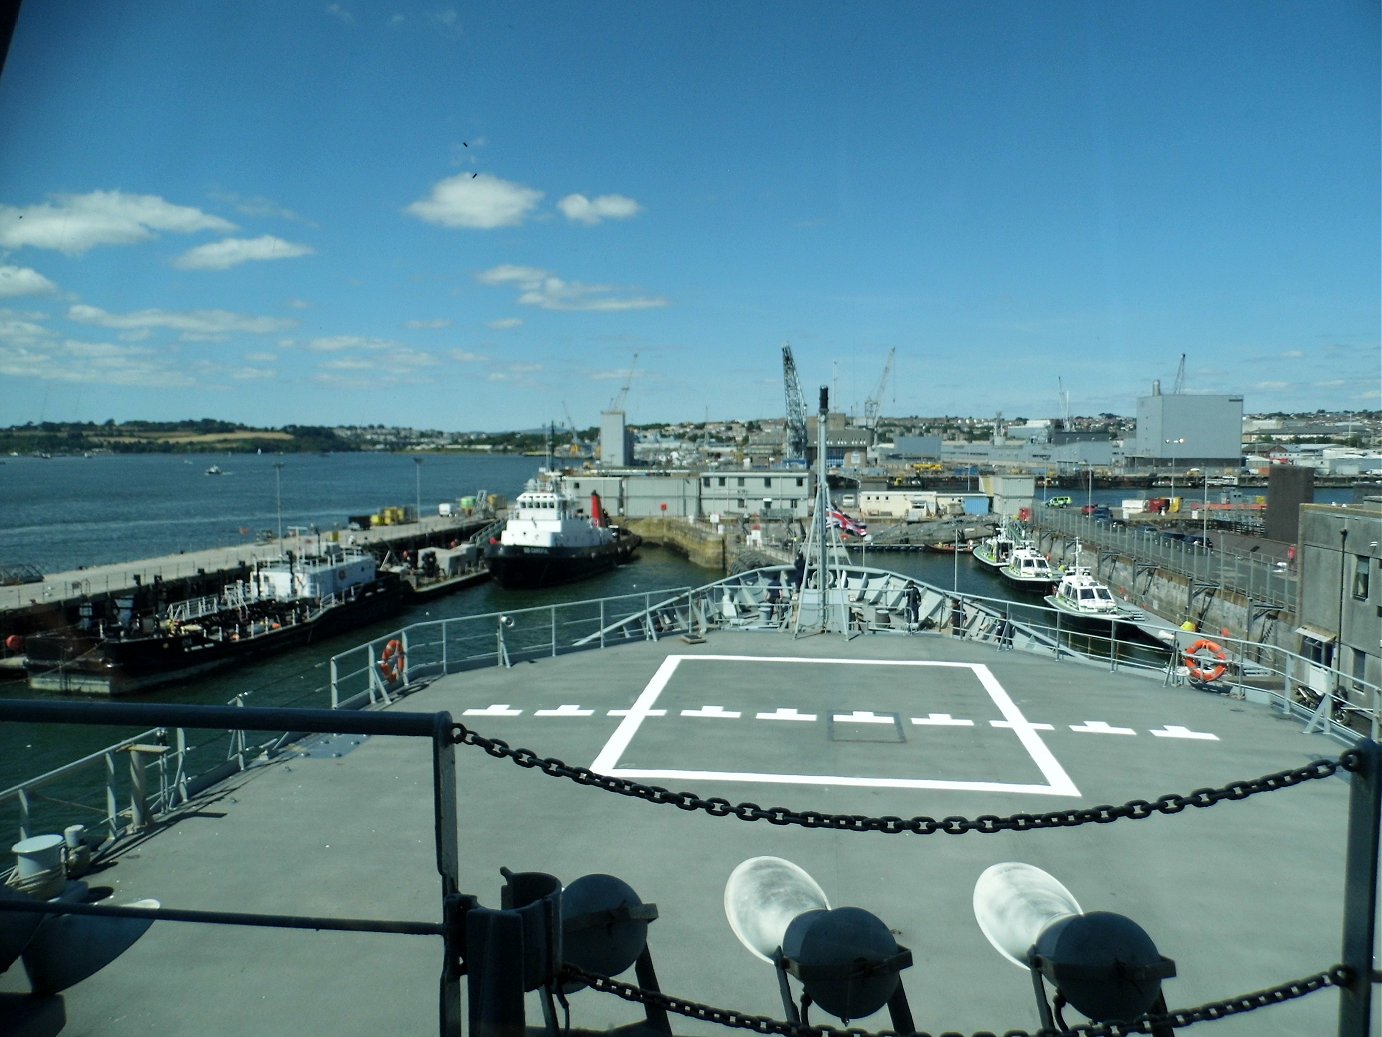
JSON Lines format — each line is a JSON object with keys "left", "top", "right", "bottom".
{"left": 24, "top": 577, "right": 402, "bottom": 695}
{"left": 484, "top": 532, "right": 641, "bottom": 589}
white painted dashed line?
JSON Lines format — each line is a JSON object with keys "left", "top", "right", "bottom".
{"left": 680, "top": 706, "right": 742, "bottom": 719}
{"left": 534, "top": 704, "right": 594, "bottom": 717}
{"left": 1151, "top": 725, "right": 1219, "bottom": 741}
{"left": 990, "top": 720, "right": 1056, "bottom": 732}
{"left": 911, "top": 713, "right": 975, "bottom": 727}
{"left": 832, "top": 710, "right": 895, "bottom": 725}
{"left": 607, "top": 708, "right": 667, "bottom": 718}
{"left": 462, "top": 704, "right": 523, "bottom": 717}
{"left": 1071, "top": 720, "right": 1137, "bottom": 736}
{"left": 757, "top": 708, "right": 818, "bottom": 722}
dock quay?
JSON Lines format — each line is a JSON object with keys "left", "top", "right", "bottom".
{"left": 0, "top": 514, "right": 492, "bottom": 645}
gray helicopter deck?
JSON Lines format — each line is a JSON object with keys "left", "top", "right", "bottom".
{"left": 0, "top": 627, "right": 1361, "bottom": 1036}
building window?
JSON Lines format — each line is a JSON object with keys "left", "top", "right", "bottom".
{"left": 702, "top": 477, "right": 709, "bottom": 488}
{"left": 764, "top": 477, "right": 772, "bottom": 488}
{"left": 737, "top": 498, "right": 745, "bottom": 509}
{"left": 1302, "top": 635, "right": 1334, "bottom": 668}
{"left": 737, "top": 477, "right": 745, "bottom": 488}
{"left": 1352, "top": 646, "right": 1368, "bottom": 693}
{"left": 796, "top": 478, "right": 805, "bottom": 487}
{"left": 717, "top": 477, "right": 726, "bottom": 487}
{"left": 1353, "top": 555, "right": 1370, "bottom": 599}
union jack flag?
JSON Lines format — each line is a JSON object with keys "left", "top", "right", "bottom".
{"left": 828, "top": 509, "right": 868, "bottom": 538}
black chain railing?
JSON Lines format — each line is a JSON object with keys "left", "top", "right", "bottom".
{"left": 450, "top": 723, "right": 1356, "bottom": 836}
{"left": 560, "top": 962, "right": 1350, "bottom": 1037}
{"left": 454, "top": 727, "right": 1362, "bottom": 1033}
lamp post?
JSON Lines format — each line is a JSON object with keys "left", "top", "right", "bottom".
{"left": 1163, "top": 438, "right": 1184, "bottom": 501}
{"left": 414, "top": 456, "right": 423, "bottom": 523}
{"left": 273, "top": 462, "right": 284, "bottom": 543}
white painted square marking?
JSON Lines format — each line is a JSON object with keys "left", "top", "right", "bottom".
{"left": 1071, "top": 720, "right": 1137, "bottom": 736}
{"left": 462, "top": 704, "right": 522, "bottom": 717}
{"left": 1151, "top": 725, "right": 1219, "bottom": 741}
{"left": 589, "top": 654, "right": 1080, "bottom": 797}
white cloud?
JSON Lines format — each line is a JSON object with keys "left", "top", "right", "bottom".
{"left": 406, "top": 174, "right": 543, "bottom": 229}
{"left": 173, "top": 235, "right": 315, "bottom": 270}
{"left": 558, "top": 193, "right": 643, "bottom": 225}
{"left": 0, "top": 191, "right": 235, "bottom": 255}
{"left": 325, "top": 4, "right": 354, "bottom": 24}
{"left": 68, "top": 304, "right": 297, "bottom": 339}
{"left": 476, "top": 263, "right": 666, "bottom": 312}
{"left": 486, "top": 318, "right": 522, "bottom": 330}
{"left": 451, "top": 349, "right": 489, "bottom": 362}
{"left": 304, "top": 335, "right": 400, "bottom": 353}
{"left": 0, "top": 335, "right": 197, "bottom": 388}
{"left": 230, "top": 366, "right": 277, "bottom": 381}
{"left": 0, "top": 265, "right": 57, "bottom": 297}
{"left": 404, "top": 318, "right": 453, "bottom": 330}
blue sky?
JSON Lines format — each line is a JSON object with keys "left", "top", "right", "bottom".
{"left": 0, "top": 2, "right": 1377, "bottom": 432}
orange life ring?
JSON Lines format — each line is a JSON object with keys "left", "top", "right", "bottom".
{"left": 1184, "top": 638, "right": 1227, "bottom": 683}
{"left": 378, "top": 638, "right": 406, "bottom": 684}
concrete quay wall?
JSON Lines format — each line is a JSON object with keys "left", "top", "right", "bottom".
{"left": 1035, "top": 531, "right": 1298, "bottom": 652}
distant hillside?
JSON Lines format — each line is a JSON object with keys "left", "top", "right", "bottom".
{"left": 0, "top": 421, "right": 355, "bottom": 455}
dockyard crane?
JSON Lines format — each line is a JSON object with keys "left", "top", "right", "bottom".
{"left": 863, "top": 347, "right": 896, "bottom": 440}
{"left": 608, "top": 352, "right": 639, "bottom": 412}
{"left": 1172, "top": 353, "right": 1187, "bottom": 394}
{"left": 782, "top": 344, "right": 809, "bottom": 462}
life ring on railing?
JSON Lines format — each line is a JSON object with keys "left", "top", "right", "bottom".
{"left": 1184, "top": 638, "right": 1227, "bottom": 683}
{"left": 378, "top": 638, "right": 406, "bottom": 684}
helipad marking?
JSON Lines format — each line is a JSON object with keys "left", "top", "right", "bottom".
{"left": 681, "top": 706, "right": 741, "bottom": 719}
{"left": 990, "top": 720, "right": 1055, "bottom": 731}
{"left": 832, "top": 710, "right": 894, "bottom": 725}
{"left": 589, "top": 654, "right": 1081, "bottom": 797}
{"left": 911, "top": 713, "right": 975, "bottom": 727}
{"left": 757, "top": 708, "right": 817, "bottom": 722}
{"left": 607, "top": 709, "right": 667, "bottom": 718}
{"left": 534, "top": 704, "right": 594, "bottom": 717}
{"left": 1151, "top": 725, "right": 1219, "bottom": 741}
{"left": 463, "top": 704, "right": 522, "bottom": 717}
{"left": 1071, "top": 720, "right": 1136, "bottom": 736}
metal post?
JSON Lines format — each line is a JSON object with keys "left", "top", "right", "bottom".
{"left": 273, "top": 462, "right": 285, "bottom": 544}
{"left": 1339, "top": 740, "right": 1381, "bottom": 1037}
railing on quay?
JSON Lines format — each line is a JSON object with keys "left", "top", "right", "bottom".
{"left": 1031, "top": 507, "right": 1296, "bottom": 608}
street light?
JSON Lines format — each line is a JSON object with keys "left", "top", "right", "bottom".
{"left": 273, "top": 462, "right": 284, "bottom": 543}
{"left": 1163, "top": 438, "right": 1184, "bottom": 500}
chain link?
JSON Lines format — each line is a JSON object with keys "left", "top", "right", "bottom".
{"left": 560, "top": 962, "right": 1349, "bottom": 1037}
{"left": 448, "top": 723, "right": 1343, "bottom": 836}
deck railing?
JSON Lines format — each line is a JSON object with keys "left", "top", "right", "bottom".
{"left": 4, "top": 566, "right": 1375, "bottom": 856}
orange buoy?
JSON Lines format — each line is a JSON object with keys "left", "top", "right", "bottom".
{"left": 1184, "top": 638, "right": 1228, "bottom": 683}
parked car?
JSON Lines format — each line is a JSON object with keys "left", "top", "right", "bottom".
{"left": 1046, "top": 496, "right": 1072, "bottom": 508}
{"left": 1185, "top": 534, "right": 1214, "bottom": 550}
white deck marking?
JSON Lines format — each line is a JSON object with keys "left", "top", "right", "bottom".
{"left": 680, "top": 706, "right": 742, "bottom": 719}
{"left": 607, "top": 708, "right": 667, "bottom": 718}
{"left": 1151, "top": 725, "right": 1219, "bottom": 741}
{"left": 832, "top": 710, "right": 895, "bottom": 725}
{"left": 462, "top": 704, "right": 522, "bottom": 717}
{"left": 911, "top": 713, "right": 975, "bottom": 727}
{"left": 757, "top": 708, "right": 818, "bottom": 722}
{"left": 534, "top": 704, "right": 594, "bottom": 717}
{"left": 590, "top": 654, "right": 1082, "bottom": 797}
{"left": 1071, "top": 720, "right": 1137, "bottom": 735}
{"left": 990, "top": 720, "right": 1055, "bottom": 731}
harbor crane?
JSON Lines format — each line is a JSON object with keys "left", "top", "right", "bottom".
{"left": 781, "top": 344, "right": 809, "bottom": 463}
{"left": 607, "top": 352, "right": 639, "bottom": 412}
{"left": 1172, "top": 353, "right": 1187, "bottom": 394}
{"left": 863, "top": 346, "right": 895, "bottom": 440}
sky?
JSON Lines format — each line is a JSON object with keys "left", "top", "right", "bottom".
{"left": 0, "top": 2, "right": 1377, "bottom": 432}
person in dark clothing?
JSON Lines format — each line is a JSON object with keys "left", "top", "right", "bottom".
{"left": 904, "top": 582, "right": 921, "bottom": 628}
{"left": 949, "top": 598, "right": 966, "bottom": 637}
{"left": 792, "top": 552, "right": 806, "bottom": 590}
